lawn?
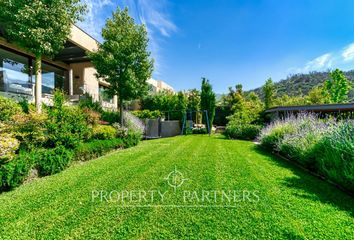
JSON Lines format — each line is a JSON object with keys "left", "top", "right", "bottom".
{"left": 0, "top": 135, "right": 353, "bottom": 239}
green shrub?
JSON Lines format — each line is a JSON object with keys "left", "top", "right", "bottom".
{"left": 0, "top": 95, "right": 22, "bottom": 121}
{"left": 132, "top": 110, "right": 163, "bottom": 119}
{"left": 11, "top": 111, "right": 47, "bottom": 151}
{"left": 259, "top": 122, "right": 295, "bottom": 150}
{"left": 74, "top": 138, "right": 125, "bottom": 162}
{"left": 123, "top": 132, "right": 141, "bottom": 148}
{"left": 316, "top": 121, "right": 354, "bottom": 190}
{"left": 225, "top": 124, "right": 261, "bottom": 140}
{"left": 46, "top": 90, "right": 91, "bottom": 149}
{"left": 259, "top": 113, "right": 354, "bottom": 192}
{"left": 101, "top": 111, "right": 120, "bottom": 124}
{"left": 78, "top": 93, "right": 103, "bottom": 113}
{"left": 92, "top": 125, "right": 117, "bottom": 140}
{"left": 35, "top": 146, "right": 73, "bottom": 176}
{"left": 0, "top": 152, "right": 35, "bottom": 191}
{"left": 112, "top": 123, "right": 128, "bottom": 138}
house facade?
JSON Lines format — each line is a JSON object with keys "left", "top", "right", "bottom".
{"left": 0, "top": 25, "right": 117, "bottom": 109}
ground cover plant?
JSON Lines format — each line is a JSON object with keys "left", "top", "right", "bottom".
{"left": 259, "top": 113, "right": 354, "bottom": 192}
{"left": 0, "top": 135, "right": 352, "bottom": 239}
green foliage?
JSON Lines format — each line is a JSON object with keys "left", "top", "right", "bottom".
{"left": 11, "top": 111, "right": 47, "bottom": 151}
{"left": 259, "top": 114, "right": 354, "bottom": 191}
{"left": 322, "top": 69, "right": 352, "bottom": 103}
{"left": 225, "top": 124, "right": 261, "bottom": 140}
{"left": 35, "top": 146, "right": 73, "bottom": 177}
{"left": 46, "top": 90, "right": 90, "bottom": 149}
{"left": 141, "top": 91, "right": 187, "bottom": 121}
{"left": 259, "top": 122, "right": 295, "bottom": 150}
{"left": 132, "top": 110, "right": 163, "bottom": 119}
{"left": 247, "top": 70, "right": 354, "bottom": 101}
{"left": 73, "top": 138, "right": 125, "bottom": 162}
{"left": 0, "top": 0, "right": 85, "bottom": 57}
{"left": 263, "top": 78, "right": 276, "bottom": 109}
{"left": 0, "top": 95, "right": 22, "bottom": 121}
{"left": 122, "top": 131, "right": 141, "bottom": 148}
{"left": 0, "top": 133, "right": 20, "bottom": 162}
{"left": 101, "top": 111, "right": 120, "bottom": 124}
{"left": 0, "top": 151, "right": 35, "bottom": 191}
{"left": 187, "top": 89, "right": 201, "bottom": 111}
{"left": 82, "top": 108, "right": 101, "bottom": 126}
{"left": 200, "top": 78, "right": 216, "bottom": 127}
{"left": 316, "top": 121, "right": 354, "bottom": 190}
{"left": 112, "top": 123, "right": 129, "bottom": 138}
{"left": 79, "top": 93, "right": 104, "bottom": 113}
{"left": 92, "top": 125, "right": 117, "bottom": 140}
{"left": 89, "top": 7, "right": 153, "bottom": 124}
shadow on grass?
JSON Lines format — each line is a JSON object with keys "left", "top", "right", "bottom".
{"left": 252, "top": 145, "right": 354, "bottom": 218}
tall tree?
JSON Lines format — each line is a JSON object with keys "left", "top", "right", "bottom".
{"left": 263, "top": 78, "right": 276, "bottom": 109}
{"left": 200, "top": 77, "right": 216, "bottom": 129}
{"left": 322, "top": 69, "right": 352, "bottom": 103}
{"left": 89, "top": 8, "right": 153, "bottom": 124}
{"left": 0, "top": 0, "right": 86, "bottom": 112}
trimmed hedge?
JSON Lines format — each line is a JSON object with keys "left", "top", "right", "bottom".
{"left": 0, "top": 152, "right": 35, "bottom": 191}
{"left": 74, "top": 138, "right": 124, "bottom": 162}
{"left": 35, "top": 146, "right": 74, "bottom": 176}
{"left": 225, "top": 124, "right": 262, "bottom": 140}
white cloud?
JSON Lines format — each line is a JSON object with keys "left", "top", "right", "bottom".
{"left": 78, "top": 0, "right": 176, "bottom": 77}
{"left": 304, "top": 53, "right": 332, "bottom": 71}
{"left": 78, "top": 0, "right": 114, "bottom": 40}
{"left": 119, "top": 0, "right": 177, "bottom": 77}
{"left": 342, "top": 43, "right": 354, "bottom": 61}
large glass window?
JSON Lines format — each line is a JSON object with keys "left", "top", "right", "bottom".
{"left": 0, "top": 48, "right": 33, "bottom": 95}
{"left": 41, "top": 63, "right": 67, "bottom": 95}
{"left": 99, "top": 85, "right": 113, "bottom": 103}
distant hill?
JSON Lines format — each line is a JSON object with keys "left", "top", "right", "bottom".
{"left": 247, "top": 70, "right": 354, "bottom": 100}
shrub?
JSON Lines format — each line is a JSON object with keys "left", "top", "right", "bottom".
{"left": 82, "top": 107, "right": 101, "bottom": 126}
{"left": 101, "top": 111, "right": 120, "bottom": 124}
{"left": 0, "top": 95, "right": 22, "bottom": 121}
{"left": 112, "top": 122, "right": 128, "bottom": 138}
{"left": 0, "top": 133, "right": 20, "bottom": 162}
{"left": 132, "top": 110, "right": 163, "bottom": 119}
{"left": 11, "top": 111, "right": 47, "bottom": 151}
{"left": 225, "top": 124, "right": 261, "bottom": 140}
{"left": 316, "top": 121, "right": 354, "bottom": 190}
{"left": 46, "top": 90, "right": 91, "bottom": 149}
{"left": 74, "top": 138, "right": 125, "bottom": 162}
{"left": 92, "top": 125, "right": 117, "bottom": 140}
{"left": 0, "top": 151, "right": 35, "bottom": 191}
{"left": 259, "top": 121, "right": 295, "bottom": 150}
{"left": 259, "top": 113, "right": 354, "bottom": 192}
{"left": 78, "top": 93, "right": 103, "bottom": 113}
{"left": 123, "top": 131, "right": 141, "bottom": 148}
{"left": 35, "top": 146, "right": 73, "bottom": 176}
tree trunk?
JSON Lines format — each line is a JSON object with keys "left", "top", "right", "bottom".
{"left": 119, "top": 96, "right": 124, "bottom": 126}
{"left": 35, "top": 55, "right": 42, "bottom": 113}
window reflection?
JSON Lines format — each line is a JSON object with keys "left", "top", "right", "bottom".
{"left": 0, "top": 48, "right": 33, "bottom": 95}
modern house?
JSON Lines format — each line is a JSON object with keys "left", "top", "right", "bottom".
{"left": 0, "top": 25, "right": 118, "bottom": 109}
{"left": 147, "top": 78, "right": 174, "bottom": 93}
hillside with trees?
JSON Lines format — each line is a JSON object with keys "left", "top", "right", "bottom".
{"left": 248, "top": 70, "right": 354, "bottom": 101}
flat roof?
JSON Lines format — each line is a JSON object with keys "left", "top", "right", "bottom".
{"left": 265, "top": 103, "right": 354, "bottom": 113}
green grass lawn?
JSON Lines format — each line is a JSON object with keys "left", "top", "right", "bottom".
{"left": 0, "top": 135, "right": 353, "bottom": 239}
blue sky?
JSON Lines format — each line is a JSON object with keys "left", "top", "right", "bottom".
{"left": 79, "top": 0, "right": 354, "bottom": 93}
